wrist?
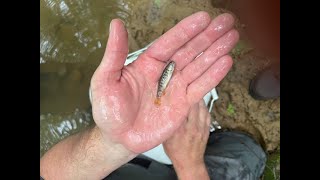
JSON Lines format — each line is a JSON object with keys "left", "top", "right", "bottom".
{"left": 74, "top": 126, "right": 138, "bottom": 178}
{"left": 40, "top": 126, "right": 137, "bottom": 180}
{"left": 173, "top": 160, "right": 209, "bottom": 180}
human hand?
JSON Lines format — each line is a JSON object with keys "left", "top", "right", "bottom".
{"left": 90, "top": 11, "right": 238, "bottom": 154}
{"left": 163, "top": 100, "right": 210, "bottom": 180}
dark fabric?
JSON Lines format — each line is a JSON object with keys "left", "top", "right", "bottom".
{"left": 104, "top": 131, "right": 266, "bottom": 180}
{"left": 104, "top": 158, "right": 177, "bottom": 180}
{"left": 204, "top": 131, "right": 267, "bottom": 180}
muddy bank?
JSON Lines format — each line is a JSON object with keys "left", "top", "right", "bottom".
{"left": 125, "top": 0, "right": 242, "bottom": 52}
{"left": 212, "top": 52, "right": 280, "bottom": 152}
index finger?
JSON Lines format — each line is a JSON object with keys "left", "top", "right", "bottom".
{"left": 144, "top": 11, "right": 211, "bottom": 62}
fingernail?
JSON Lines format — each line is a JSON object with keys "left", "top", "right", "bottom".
{"left": 109, "top": 20, "right": 113, "bottom": 34}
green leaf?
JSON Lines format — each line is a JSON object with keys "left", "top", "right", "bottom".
{"left": 227, "top": 103, "right": 235, "bottom": 116}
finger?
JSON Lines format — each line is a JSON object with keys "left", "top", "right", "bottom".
{"left": 144, "top": 11, "right": 211, "bottom": 62}
{"left": 171, "top": 13, "right": 235, "bottom": 70}
{"left": 186, "top": 103, "right": 200, "bottom": 129}
{"left": 198, "top": 100, "right": 209, "bottom": 130}
{"left": 206, "top": 114, "right": 211, "bottom": 128}
{"left": 187, "top": 55, "right": 233, "bottom": 104}
{"left": 176, "top": 119, "right": 188, "bottom": 135}
{"left": 181, "top": 29, "right": 239, "bottom": 85}
{"left": 98, "top": 19, "right": 128, "bottom": 81}
{"left": 199, "top": 100, "right": 211, "bottom": 134}
{"left": 204, "top": 108, "right": 212, "bottom": 133}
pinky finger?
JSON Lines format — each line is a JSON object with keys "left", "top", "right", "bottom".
{"left": 187, "top": 55, "right": 233, "bottom": 104}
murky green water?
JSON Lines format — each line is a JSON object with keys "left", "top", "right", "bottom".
{"left": 40, "top": 0, "right": 136, "bottom": 157}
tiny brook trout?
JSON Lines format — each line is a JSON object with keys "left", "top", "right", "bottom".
{"left": 154, "top": 61, "right": 176, "bottom": 106}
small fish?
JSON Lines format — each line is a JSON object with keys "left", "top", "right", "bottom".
{"left": 154, "top": 61, "right": 176, "bottom": 105}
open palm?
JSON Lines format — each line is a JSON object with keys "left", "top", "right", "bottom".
{"left": 90, "top": 12, "right": 238, "bottom": 153}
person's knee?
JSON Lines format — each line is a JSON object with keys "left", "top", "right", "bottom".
{"left": 205, "top": 131, "right": 267, "bottom": 179}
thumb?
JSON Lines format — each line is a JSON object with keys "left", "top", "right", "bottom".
{"left": 99, "top": 19, "right": 128, "bottom": 81}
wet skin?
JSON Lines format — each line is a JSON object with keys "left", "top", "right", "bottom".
{"left": 90, "top": 11, "right": 239, "bottom": 153}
